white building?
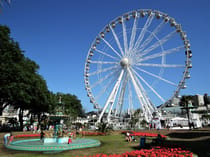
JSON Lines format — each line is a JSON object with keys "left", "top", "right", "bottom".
{"left": 193, "top": 94, "right": 205, "bottom": 106}
{"left": 0, "top": 105, "right": 29, "bottom": 125}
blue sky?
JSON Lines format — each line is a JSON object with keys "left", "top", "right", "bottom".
{"left": 1, "top": 0, "right": 210, "bottom": 112}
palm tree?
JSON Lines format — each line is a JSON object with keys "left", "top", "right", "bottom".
{"left": 180, "top": 95, "right": 194, "bottom": 130}
{"left": 129, "top": 108, "right": 142, "bottom": 129}
{"left": 204, "top": 93, "right": 209, "bottom": 114}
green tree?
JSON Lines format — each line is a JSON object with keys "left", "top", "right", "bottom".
{"left": 0, "top": 25, "right": 25, "bottom": 115}
{"left": 97, "top": 122, "right": 113, "bottom": 133}
{"left": 140, "top": 119, "right": 147, "bottom": 128}
{"left": 0, "top": 25, "right": 51, "bottom": 129}
{"left": 52, "top": 93, "right": 84, "bottom": 120}
{"left": 0, "top": 25, "right": 84, "bottom": 130}
{"left": 28, "top": 74, "right": 51, "bottom": 126}
{"left": 10, "top": 57, "right": 42, "bottom": 129}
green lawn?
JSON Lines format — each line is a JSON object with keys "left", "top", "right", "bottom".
{"left": 0, "top": 129, "right": 210, "bottom": 157}
{"left": 0, "top": 131, "right": 140, "bottom": 157}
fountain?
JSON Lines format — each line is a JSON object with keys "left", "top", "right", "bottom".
{"left": 45, "top": 95, "right": 70, "bottom": 144}
{"left": 4, "top": 96, "right": 101, "bottom": 152}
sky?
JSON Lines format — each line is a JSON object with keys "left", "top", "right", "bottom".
{"left": 1, "top": 0, "right": 210, "bottom": 112}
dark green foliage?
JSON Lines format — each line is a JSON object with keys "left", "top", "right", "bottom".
{"left": 129, "top": 108, "right": 142, "bottom": 128}
{"left": 52, "top": 93, "right": 84, "bottom": 119}
{"left": 97, "top": 122, "right": 113, "bottom": 133}
{"left": 140, "top": 119, "right": 147, "bottom": 128}
{"left": 0, "top": 25, "right": 84, "bottom": 129}
{"left": 0, "top": 25, "right": 50, "bottom": 129}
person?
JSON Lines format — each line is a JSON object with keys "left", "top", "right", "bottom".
{"left": 8, "top": 132, "right": 13, "bottom": 145}
{"left": 131, "top": 135, "right": 136, "bottom": 142}
{"left": 149, "top": 123, "right": 152, "bottom": 130}
{"left": 72, "top": 128, "right": 77, "bottom": 139}
{"left": 33, "top": 125, "right": 37, "bottom": 133}
{"left": 23, "top": 126, "right": 27, "bottom": 132}
{"left": 170, "top": 120, "right": 173, "bottom": 129}
{"left": 79, "top": 126, "right": 84, "bottom": 138}
{"left": 68, "top": 135, "right": 72, "bottom": 144}
{"left": 126, "top": 132, "right": 132, "bottom": 142}
{"left": 152, "top": 134, "right": 164, "bottom": 145}
{"left": 40, "top": 130, "right": 45, "bottom": 143}
{"left": 37, "top": 125, "right": 41, "bottom": 133}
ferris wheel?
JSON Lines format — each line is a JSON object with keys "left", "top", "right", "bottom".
{"left": 84, "top": 9, "right": 192, "bottom": 123}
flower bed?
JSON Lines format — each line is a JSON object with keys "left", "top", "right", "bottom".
{"left": 122, "top": 146, "right": 193, "bottom": 157}
{"left": 80, "top": 146, "right": 193, "bottom": 157}
{"left": 131, "top": 132, "right": 167, "bottom": 138}
{"left": 121, "top": 131, "right": 166, "bottom": 138}
{"left": 14, "top": 134, "right": 40, "bottom": 138}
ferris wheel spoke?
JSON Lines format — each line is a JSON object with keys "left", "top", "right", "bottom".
{"left": 128, "top": 80, "right": 134, "bottom": 115}
{"left": 141, "top": 30, "right": 177, "bottom": 56}
{"left": 101, "top": 38, "right": 122, "bottom": 58}
{"left": 136, "top": 63, "right": 185, "bottom": 68}
{"left": 138, "top": 20, "right": 166, "bottom": 51}
{"left": 140, "top": 45, "right": 185, "bottom": 62}
{"left": 128, "top": 15, "right": 138, "bottom": 52}
{"left": 133, "top": 15, "right": 154, "bottom": 51}
{"left": 130, "top": 68, "right": 155, "bottom": 113}
{"left": 132, "top": 68, "right": 165, "bottom": 102}
{"left": 90, "top": 60, "right": 119, "bottom": 65}
{"left": 95, "top": 48, "right": 119, "bottom": 61}
{"left": 115, "top": 73, "right": 128, "bottom": 116}
{"left": 122, "top": 19, "right": 129, "bottom": 55}
{"left": 90, "top": 69, "right": 119, "bottom": 89}
{"left": 110, "top": 26, "right": 125, "bottom": 56}
{"left": 98, "top": 69, "right": 125, "bottom": 122}
{"left": 95, "top": 70, "right": 120, "bottom": 101}
{"left": 127, "top": 67, "right": 153, "bottom": 121}
{"left": 135, "top": 67, "right": 177, "bottom": 86}
{"left": 89, "top": 65, "right": 118, "bottom": 76}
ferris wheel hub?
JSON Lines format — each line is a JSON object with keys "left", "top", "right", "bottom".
{"left": 120, "top": 57, "right": 129, "bottom": 68}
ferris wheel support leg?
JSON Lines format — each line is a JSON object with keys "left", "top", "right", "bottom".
{"left": 98, "top": 70, "right": 124, "bottom": 123}
{"left": 107, "top": 102, "right": 114, "bottom": 123}
{"left": 127, "top": 68, "right": 155, "bottom": 122}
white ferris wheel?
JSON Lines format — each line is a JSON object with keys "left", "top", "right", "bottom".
{"left": 84, "top": 9, "right": 192, "bottom": 123}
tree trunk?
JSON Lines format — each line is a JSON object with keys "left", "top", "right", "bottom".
{"left": 206, "top": 105, "right": 209, "bottom": 114}
{"left": 37, "top": 113, "right": 41, "bottom": 129}
{"left": 0, "top": 106, "right": 3, "bottom": 116}
{"left": 19, "top": 108, "right": 24, "bottom": 130}
{"left": 0, "top": 102, "right": 9, "bottom": 116}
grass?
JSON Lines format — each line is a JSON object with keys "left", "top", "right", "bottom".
{"left": 0, "top": 128, "right": 210, "bottom": 157}
{"left": 0, "top": 131, "right": 138, "bottom": 157}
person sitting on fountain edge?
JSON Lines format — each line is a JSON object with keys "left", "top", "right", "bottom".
{"left": 40, "top": 130, "right": 45, "bottom": 143}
